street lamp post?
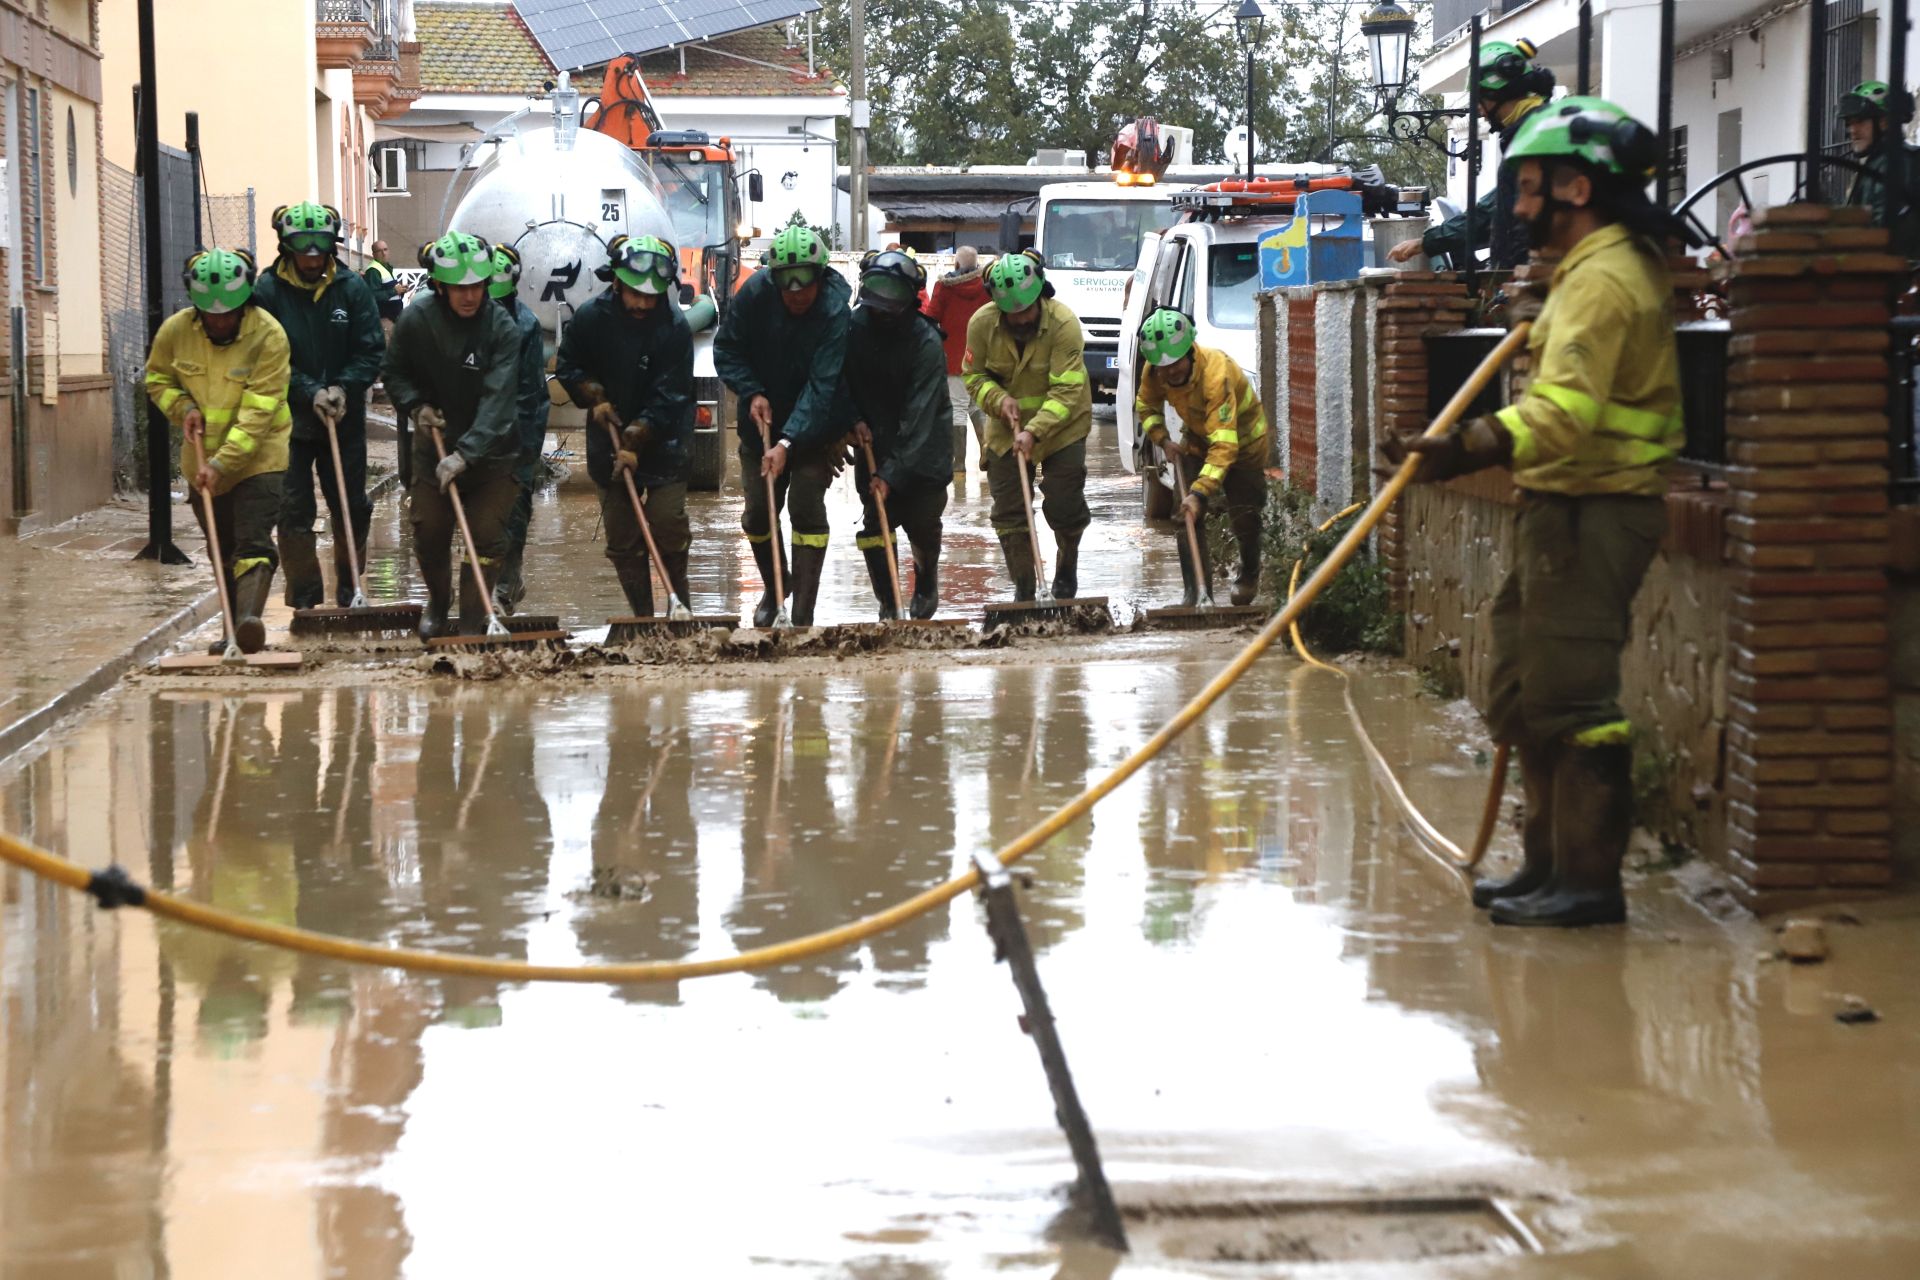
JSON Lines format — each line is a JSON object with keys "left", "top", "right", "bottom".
{"left": 1361, "top": 0, "right": 1471, "bottom": 157}
{"left": 1235, "top": 0, "right": 1264, "bottom": 183}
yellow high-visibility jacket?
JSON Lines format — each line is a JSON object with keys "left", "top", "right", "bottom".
{"left": 1136, "top": 344, "right": 1270, "bottom": 499}
{"left": 1496, "top": 224, "right": 1682, "bottom": 497}
{"left": 145, "top": 305, "right": 291, "bottom": 495}
{"left": 962, "top": 297, "right": 1092, "bottom": 462}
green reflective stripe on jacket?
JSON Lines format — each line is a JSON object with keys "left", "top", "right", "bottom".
{"left": 1139, "top": 411, "right": 1165, "bottom": 434}
{"left": 1208, "top": 427, "right": 1237, "bottom": 445}
{"left": 1199, "top": 462, "right": 1227, "bottom": 481}
{"left": 1018, "top": 394, "right": 1046, "bottom": 410}
{"left": 1050, "top": 369, "right": 1087, "bottom": 385}
{"left": 1532, "top": 381, "right": 1599, "bottom": 430}
{"left": 855, "top": 533, "right": 888, "bottom": 550}
{"left": 1041, "top": 398, "right": 1071, "bottom": 419}
{"left": 1570, "top": 719, "right": 1633, "bottom": 748}
{"left": 203, "top": 407, "right": 235, "bottom": 425}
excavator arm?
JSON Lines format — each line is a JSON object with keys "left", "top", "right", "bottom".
{"left": 586, "top": 54, "right": 664, "bottom": 149}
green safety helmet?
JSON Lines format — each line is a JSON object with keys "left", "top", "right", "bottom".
{"left": 273, "top": 201, "right": 341, "bottom": 250}
{"left": 1839, "top": 79, "right": 1915, "bottom": 122}
{"left": 420, "top": 230, "right": 494, "bottom": 286}
{"left": 857, "top": 248, "right": 924, "bottom": 314}
{"left": 608, "top": 232, "right": 678, "bottom": 294}
{"left": 1138, "top": 308, "right": 1196, "bottom": 367}
{"left": 767, "top": 224, "right": 828, "bottom": 290}
{"left": 1504, "top": 95, "right": 1659, "bottom": 182}
{"left": 183, "top": 247, "right": 256, "bottom": 314}
{"left": 985, "top": 251, "right": 1045, "bottom": 312}
{"left": 488, "top": 244, "right": 522, "bottom": 300}
{"left": 1475, "top": 37, "right": 1547, "bottom": 100}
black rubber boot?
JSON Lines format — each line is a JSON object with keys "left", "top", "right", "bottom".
{"left": 456, "top": 564, "right": 491, "bottom": 635}
{"left": 232, "top": 566, "right": 275, "bottom": 654}
{"left": 1491, "top": 742, "right": 1633, "bottom": 928}
{"left": 1472, "top": 742, "right": 1556, "bottom": 908}
{"left": 749, "top": 537, "right": 787, "bottom": 628}
{"left": 1175, "top": 536, "right": 1201, "bottom": 608}
{"left": 492, "top": 545, "right": 524, "bottom": 616}
{"left": 789, "top": 543, "right": 827, "bottom": 627}
{"left": 1052, "top": 530, "right": 1083, "bottom": 600}
{"left": 863, "top": 544, "right": 899, "bottom": 620}
{"left": 1230, "top": 515, "right": 1262, "bottom": 607}
{"left": 908, "top": 534, "right": 940, "bottom": 620}
{"left": 662, "top": 547, "right": 694, "bottom": 614}
{"left": 279, "top": 529, "right": 324, "bottom": 609}
{"left": 417, "top": 538, "right": 452, "bottom": 641}
{"left": 613, "top": 556, "right": 654, "bottom": 617}
{"left": 1000, "top": 534, "right": 1036, "bottom": 602}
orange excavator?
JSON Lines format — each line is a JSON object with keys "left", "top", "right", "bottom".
{"left": 583, "top": 54, "right": 763, "bottom": 303}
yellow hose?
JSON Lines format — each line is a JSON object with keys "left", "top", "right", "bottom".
{"left": 1284, "top": 510, "right": 1511, "bottom": 875}
{"left": 0, "top": 324, "right": 1532, "bottom": 983}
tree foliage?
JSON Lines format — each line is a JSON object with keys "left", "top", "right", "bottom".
{"left": 815, "top": 0, "right": 1445, "bottom": 192}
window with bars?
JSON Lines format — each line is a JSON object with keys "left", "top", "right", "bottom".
{"left": 1824, "top": 0, "right": 1870, "bottom": 155}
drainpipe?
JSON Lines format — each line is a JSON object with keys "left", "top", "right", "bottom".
{"left": 134, "top": 0, "right": 185, "bottom": 563}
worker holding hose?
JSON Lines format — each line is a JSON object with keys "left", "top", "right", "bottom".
{"left": 488, "top": 244, "right": 552, "bottom": 614}
{"left": 1134, "top": 308, "right": 1269, "bottom": 607}
{"left": 555, "top": 234, "right": 696, "bottom": 618}
{"left": 713, "top": 224, "right": 852, "bottom": 627}
{"left": 1385, "top": 97, "right": 1682, "bottom": 928}
{"left": 383, "top": 231, "right": 526, "bottom": 641}
{"left": 844, "top": 249, "right": 954, "bottom": 619}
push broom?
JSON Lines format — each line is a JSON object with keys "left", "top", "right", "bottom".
{"left": 157, "top": 435, "right": 304, "bottom": 672}
{"left": 981, "top": 450, "right": 1111, "bottom": 629}
{"left": 858, "top": 437, "right": 967, "bottom": 633}
{"left": 422, "top": 425, "right": 567, "bottom": 652}
{"left": 604, "top": 420, "right": 737, "bottom": 642}
{"left": 289, "top": 402, "right": 422, "bottom": 636}
{"left": 1141, "top": 449, "right": 1265, "bottom": 631}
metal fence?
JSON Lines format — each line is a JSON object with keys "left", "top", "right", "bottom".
{"left": 103, "top": 158, "right": 255, "bottom": 486}
{"left": 1675, "top": 320, "right": 1731, "bottom": 480}
{"left": 1891, "top": 316, "right": 1920, "bottom": 502}
{"left": 1424, "top": 329, "right": 1506, "bottom": 422}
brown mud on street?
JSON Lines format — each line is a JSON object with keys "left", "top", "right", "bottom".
{"left": 4, "top": 635, "right": 1919, "bottom": 1278}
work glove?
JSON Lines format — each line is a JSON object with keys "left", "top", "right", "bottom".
{"left": 314, "top": 385, "right": 347, "bottom": 420}
{"left": 434, "top": 449, "right": 468, "bottom": 492}
{"left": 413, "top": 405, "right": 445, "bottom": 433}
{"left": 1180, "top": 491, "right": 1207, "bottom": 521}
{"left": 621, "top": 420, "right": 652, "bottom": 454}
{"left": 1381, "top": 415, "right": 1513, "bottom": 484}
{"left": 1493, "top": 287, "right": 1544, "bottom": 326}
{"left": 589, "top": 401, "right": 623, "bottom": 433}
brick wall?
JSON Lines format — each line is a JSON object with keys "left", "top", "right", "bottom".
{"left": 1286, "top": 292, "right": 1317, "bottom": 496}
{"left": 1720, "top": 205, "right": 1898, "bottom": 906}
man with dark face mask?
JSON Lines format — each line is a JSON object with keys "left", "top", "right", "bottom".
{"left": 250, "top": 202, "right": 384, "bottom": 611}
{"left": 843, "top": 250, "right": 955, "bottom": 618}
{"left": 1383, "top": 97, "right": 1682, "bottom": 930}
{"left": 963, "top": 251, "right": 1094, "bottom": 600}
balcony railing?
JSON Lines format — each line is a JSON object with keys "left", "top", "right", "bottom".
{"left": 319, "top": 0, "right": 374, "bottom": 23}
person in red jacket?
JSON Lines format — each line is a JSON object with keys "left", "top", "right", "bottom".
{"left": 924, "top": 245, "right": 991, "bottom": 470}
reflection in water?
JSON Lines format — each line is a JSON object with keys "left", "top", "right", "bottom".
{"left": 2, "top": 658, "right": 1916, "bottom": 1275}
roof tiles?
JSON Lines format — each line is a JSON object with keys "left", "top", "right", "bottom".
{"left": 416, "top": 3, "right": 556, "bottom": 95}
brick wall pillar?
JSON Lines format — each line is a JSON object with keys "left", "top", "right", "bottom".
{"left": 1371, "top": 273, "right": 1473, "bottom": 613}
{"left": 1286, "top": 290, "right": 1318, "bottom": 494}
{"left": 1722, "top": 204, "right": 1898, "bottom": 906}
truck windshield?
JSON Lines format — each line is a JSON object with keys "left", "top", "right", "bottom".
{"left": 1041, "top": 199, "right": 1177, "bottom": 271}
{"left": 1208, "top": 244, "right": 1261, "bottom": 329}
{"left": 657, "top": 163, "right": 728, "bottom": 249}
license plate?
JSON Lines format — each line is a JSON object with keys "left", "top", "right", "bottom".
{"left": 1105, "top": 356, "right": 1119, "bottom": 370}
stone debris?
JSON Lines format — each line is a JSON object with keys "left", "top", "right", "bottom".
{"left": 1835, "top": 996, "right": 1880, "bottom": 1026}
{"left": 1776, "top": 918, "right": 1828, "bottom": 964}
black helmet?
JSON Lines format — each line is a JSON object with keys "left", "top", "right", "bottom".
{"left": 857, "top": 248, "right": 924, "bottom": 315}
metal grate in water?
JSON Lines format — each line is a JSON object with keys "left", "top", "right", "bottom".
{"left": 1122, "top": 1195, "right": 1542, "bottom": 1266}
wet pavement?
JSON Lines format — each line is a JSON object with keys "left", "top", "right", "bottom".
{"left": 2, "top": 423, "right": 1918, "bottom": 1276}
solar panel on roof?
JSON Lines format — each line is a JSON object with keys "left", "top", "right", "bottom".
{"left": 514, "top": 0, "right": 822, "bottom": 68}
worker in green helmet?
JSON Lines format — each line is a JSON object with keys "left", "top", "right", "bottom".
{"left": 144, "top": 248, "right": 292, "bottom": 653}
{"left": 1383, "top": 97, "right": 1686, "bottom": 929}
{"left": 1134, "top": 307, "right": 1270, "bottom": 607}
{"left": 555, "top": 233, "right": 698, "bottom": 618}
{"left": 963, "top": 249, "right": 1095, "bottom": 600}
{"left": 250, "top": 201, "right": 385, "bottom": 612}
{"left": 382, "top": 231, "right": 527, "bottom": 640}
{"left": 1839, "top": 80, "right": 1920, "bottom": 259}
{"left": 1387, "top": 36, "right": 1554, "bottom": 270}
{"left": 712, "top": 222, "right": 853, "bottom": 626}
{"left": 486, "top": 243, "right": 551, "bottom": 613}
{"left": 844, "top": 249, "right": 954, "bottom": 619}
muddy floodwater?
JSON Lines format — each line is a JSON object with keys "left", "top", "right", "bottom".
{"left": 3, "top": 437, "right": 1919, "bottom": 1276}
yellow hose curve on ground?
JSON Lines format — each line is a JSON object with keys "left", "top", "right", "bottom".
{"left": 1285, "top": 508, "right": 1511, "bottom": 875}
{"left": 0, "top": 325, "right": 1531, "bottom": 984}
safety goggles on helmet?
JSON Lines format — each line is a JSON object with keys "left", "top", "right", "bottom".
{"left": 773, "top": 263, "right": 823, "bottom": 292}
{"left": 284, "top": 231, "right": 335, "bottom": 256}
{"left": 858, "top": 248, "right": 923, "bottom": 313}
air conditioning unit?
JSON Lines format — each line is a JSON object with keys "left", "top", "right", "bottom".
{"left": 372, "top": 145, "right": 408, "bottom": 194}
{"left": 1032, "top": 148, "right": 1089, "bottom": 168}
{"left": 1710, "top": 46, "right": 1733, "bottom": 81}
